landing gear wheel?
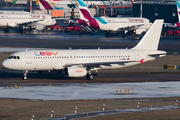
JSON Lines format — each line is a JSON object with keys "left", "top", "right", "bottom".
{"left": 19, "top": 29, "right": 25, "bottom": 33}
{"left": 86, "top": 74, "right": 94, "bottom": 80}
{"left": 122, "top": 34, "right": 127, "bottom": 38}
{"left": 105, "top": 32, "right": 110, "bottom": 37}
{"left": 22, "top": 70, "right": 28, "bottom": 80}
{"left": 4, "top": 28, "right": 10, "bottom": 33}
{"left": 22, "top": 76, "right": 27, "bottom": 80}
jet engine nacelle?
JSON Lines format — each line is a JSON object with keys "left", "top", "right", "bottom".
{"left": 135, "top": 28, "right": 146, "bottom": 35}
{"left": 64, "top": 67, "right": 87, "bottom": 77}
{"left": 32, "top": 23, "right": 45, "bottom": 31}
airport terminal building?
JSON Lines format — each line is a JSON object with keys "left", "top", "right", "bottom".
{"left": 133, "top": 1, "right": 178, "bottom": 23}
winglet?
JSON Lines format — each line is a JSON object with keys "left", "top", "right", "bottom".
{"left": 139, "top": 58, "right": 144, "bottom": 64}
{"left": 132, "top": 19, "right": 164, "bottom": 50}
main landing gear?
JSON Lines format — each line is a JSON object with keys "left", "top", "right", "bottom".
{"left": 105, "top": 31, "right": 111, "bottom": 37}
{"left": 122, "top": 30, "right": 128, "bottom": 38}
{"left": 86, "top": 70, "right": 94, "bottom": 80}
{"left": 22, "top": 70, "right": 28, "bottom": 80}
{"left": 4, "top": 28, "right": 10, "bottom": 33}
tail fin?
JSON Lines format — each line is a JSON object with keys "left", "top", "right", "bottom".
{"left": 132, "top": 19, "right": 164, "bottom": 50}
{"left": 38, "top": 0, "right": 54, "bottom": 10}
{"left": 176, "top": 1, "right": 180, "bottom": 22}
{"left": 77, "top": 0, "right": 93, "bottom": 19}
{"left": 38, "top": 0, "right": 45, "bottom": 10}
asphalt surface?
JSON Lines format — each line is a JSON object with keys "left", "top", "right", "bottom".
{"left": 1, "top": 71, "right": 180, "bottom": 85}
{"left": 52, "top": 106, "right": 180, "bottom": 120}
{"left": 0, "top": 33, "right": 180, "bottom": 54}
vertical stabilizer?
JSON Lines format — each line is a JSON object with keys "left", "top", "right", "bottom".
{"left": 77, "top": 0, "right": 93, "bottom": 19}
{"left": 176, "top": 1, "right": 180, "bottom": 22}
{"left": 38, "top": 0, "right": 54, "bottom": 10}
{"left": 38, "top": 0, "right": 45, "bottom": 10}
{"left": 132, "top": 19, "right": 164, "bottom": 50}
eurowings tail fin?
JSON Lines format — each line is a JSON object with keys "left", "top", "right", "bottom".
{"left": 132, "top": 19, "right": 164, "bottom": 50}
{"left": 76, "top": 0, "right": 93, "bottom": 19}
{"left": 176, "top": 1, "right": 180, "bottom": 22}
{"left": 38, "top": 0, "right": 54, "bottom": 10}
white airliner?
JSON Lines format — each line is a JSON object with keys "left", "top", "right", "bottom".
{"left": 37, "top": 0, "right": 114, "bottom": 10}
{"left": 0, "top": 11, "right": 30, "bottom": 14}
{"left": 38, "top": 0, "right": 132, "bottom": 10}
{"left": 76, "top": 0, "right": 152, "bottom": 37}
{"left": 0, "top": 12, "right": 56, "bottom": 32}
{"left": 2, "top": 20, "right": 166, "bottom": 80}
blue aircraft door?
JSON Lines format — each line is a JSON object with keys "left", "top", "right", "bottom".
{"left": 26, "top": 53, "right": 32, "bottom": 64}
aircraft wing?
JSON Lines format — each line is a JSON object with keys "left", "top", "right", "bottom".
{"left": 10, "top": 14, "right": 44, "bottom": 27}
{"left": 64, "top": 60, "right": 135, "bottom": 68}
{"left": 17, "top": 20, "right": 43, "bottom": 26}
{"left": 112, "top": 23, "right": 145, "bottom": 31}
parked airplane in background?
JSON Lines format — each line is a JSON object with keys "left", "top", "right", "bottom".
{"left": 0, "top": 11, "right": 30, "bottom": 14}
{"left": 76, "top": 0, "right": 151, "bottom": 37}
{"left": 2, "top": 20, "right": 166, "bottom": 80}
{"left": 37, "top": 0, "right": 132, "bottom": 10}
{"left": 0, "top": 12, "right": 56, "bottom": 32}
{"left": 103, "top": 1, "right": 131, "bottom": 6}
{"left": 38, "top": 0, "right": 105, "bottom": 10}
{"left": 38, "top": 0, "right": 67, "bottom": 10}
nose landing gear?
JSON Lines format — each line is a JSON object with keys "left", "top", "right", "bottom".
{"left": 22, "top": 70, "right": 28, "bottom": 80}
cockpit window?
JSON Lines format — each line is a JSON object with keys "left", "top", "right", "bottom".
{"left": 8, "top": 56, "right": 13, "bottom": 59}
{"left": 8, "top": 56, "right": 20, "bottom": 59}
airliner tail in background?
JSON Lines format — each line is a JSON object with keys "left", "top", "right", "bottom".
{"left": 76, "top": 0, "right": 152, "bottom": 37}
{"left": 38, "top": 0, "right": 55, "bottom": 10}
{"left": 76, "top": 0, "right": 93, "bottom": 19}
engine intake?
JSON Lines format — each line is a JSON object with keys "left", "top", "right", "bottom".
{"left": 135, "top": 28, "right": 146, "bottom": 35}
{"left": 65, "top": 67, "right": 87, "bottom": 77}
{"left": 32, "top": 23, "right": 45, "bottom": 31}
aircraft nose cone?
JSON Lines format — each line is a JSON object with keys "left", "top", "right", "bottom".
{"left": 53, "top": 19, "right": 56, "bottom": 24}
{"left": 1, "top": 60, "right": 9, "bottom": 69}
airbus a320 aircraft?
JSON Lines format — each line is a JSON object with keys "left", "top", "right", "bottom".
{"left": 76, "top": 0, "right": 152, "bottom": 37}
{"left": 38, "top": 0, "right": 106, "bottom": 10}
{"left": 2, "top": 20, "right": 166, "bottom": 80}
{"left": 0, "top": 12, "right": 56, "bottom": 33}
{"left": 38, "top": 0, "right": 131, "bottom": 10}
